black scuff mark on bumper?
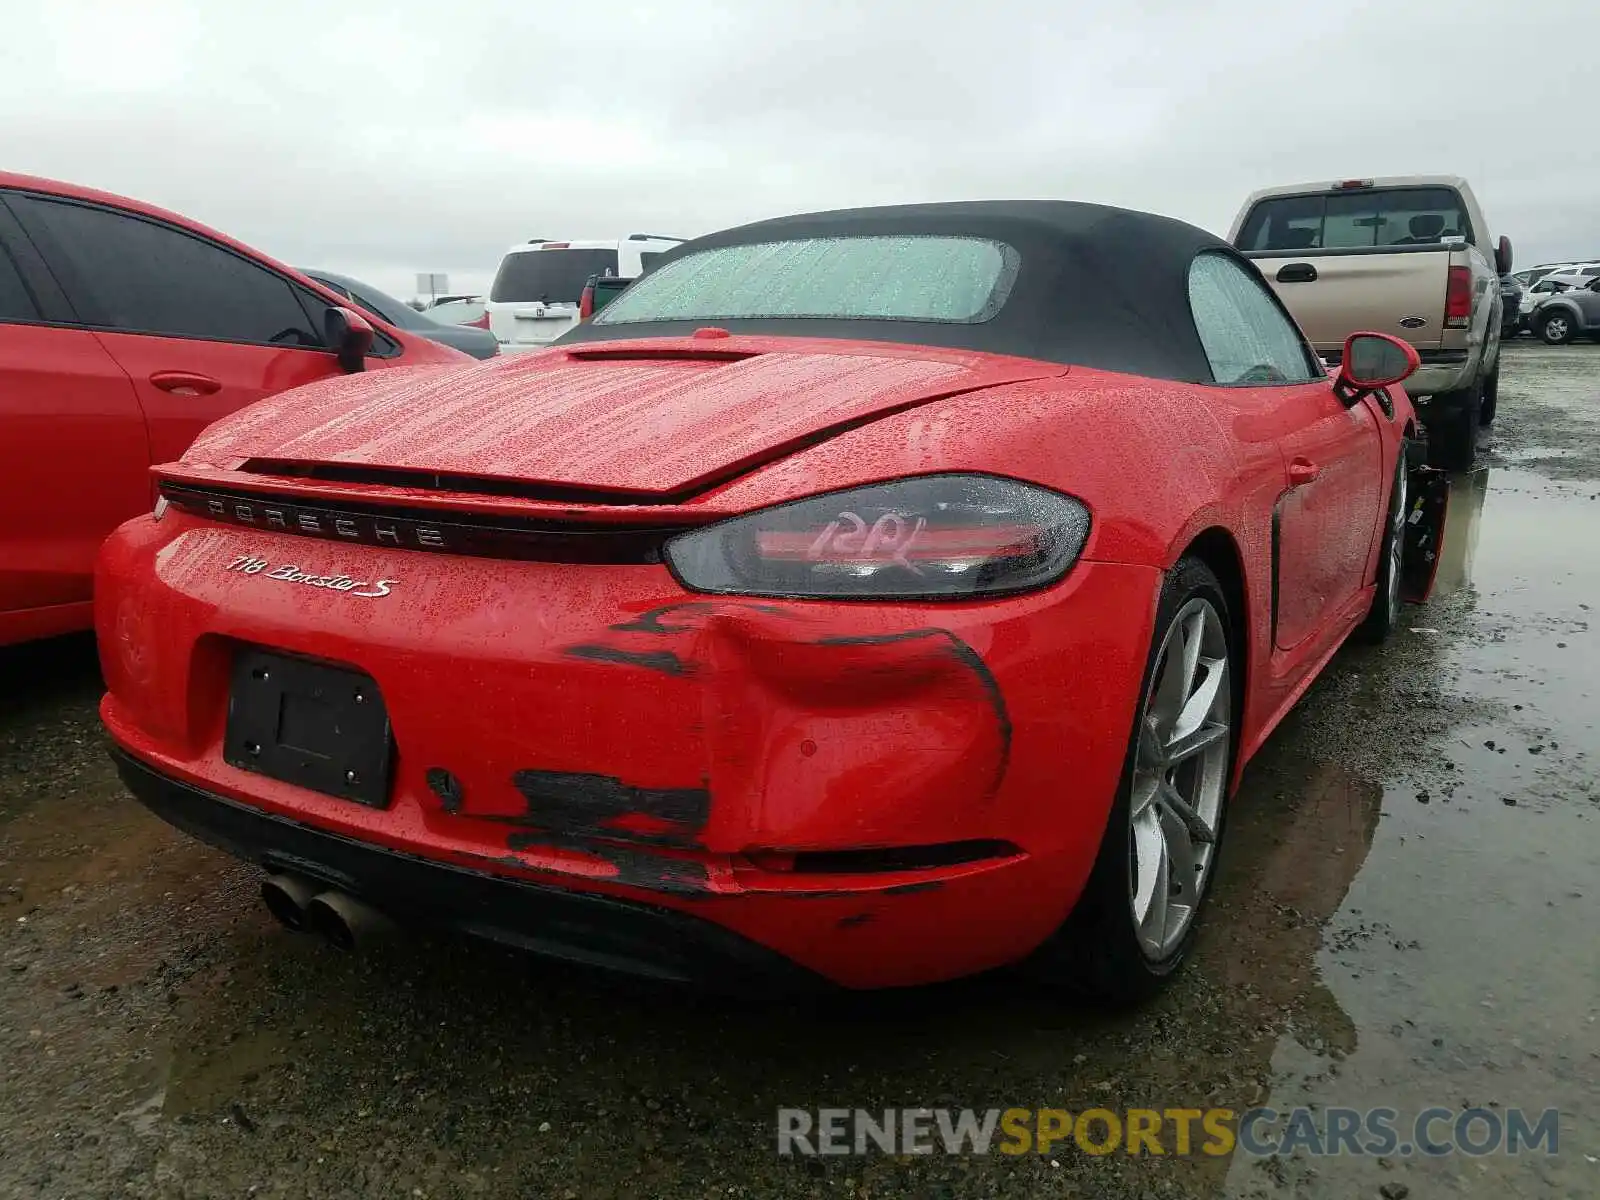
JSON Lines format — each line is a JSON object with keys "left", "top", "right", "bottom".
{"left": 610, "top": 600, "right": 793, "bottom": 635}
{"left": 813, "top": 627, "right": 1013, "bottom": 794}
{"left": 837, "top": 912, "right": 875, "bottom": 928}
{"left": 510, "top": 768, "right": 710, "bottom": 848}
{"left": 563, "top": 644, "right": 692, "bottom": 676}
{"left": 425, "top": 767, "right": 464, "bottom": 813}
{"left": 505, "top": 830, "right": 712, "bottom": 896}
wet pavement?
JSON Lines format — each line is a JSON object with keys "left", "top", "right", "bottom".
{"left": 2, "top": 341, "right": 1596, "bottom": 1199}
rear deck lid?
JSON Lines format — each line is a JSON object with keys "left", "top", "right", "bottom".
{"left": 176, "top": 339, "right": 1064, "bottom": 501}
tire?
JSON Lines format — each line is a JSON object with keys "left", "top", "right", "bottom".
{"left": 1360, "top": 446, "right": 1408, "bottom": 643}
{"left": 1426, "top": 384, "right": 1480, "bottom": 470}
{"left": 1029, "top": 557, "right": 1235, "bottom": 1006}
{"left": 1479, "top": 366, "right": 1498, "bottom": 426}
{"left": 1539, "top": 310, "right": 1576, "bottom": 345}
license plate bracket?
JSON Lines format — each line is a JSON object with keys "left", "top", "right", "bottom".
{"left": 225, "top": 649, "right": 394, "bottom": 808}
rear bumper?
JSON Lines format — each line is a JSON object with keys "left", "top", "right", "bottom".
{"left": 97, "top": 511, "right": 1162, "bottom": 987}
{"left": 1404, "top": 347, "right": 1480, "bottom": 402}
{"left": 113, "top": 747, "right": 824, "bottom": 988}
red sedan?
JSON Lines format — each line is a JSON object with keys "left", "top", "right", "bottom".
{"left": 0, "top": 172, "right": 469, "bottom": 647}
{"left": 97, "top": 203, "right": 1442, "bottom": 1002}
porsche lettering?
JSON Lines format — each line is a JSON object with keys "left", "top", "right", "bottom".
{"left": 197, "top": 497, "right": 448, "bottom": 550}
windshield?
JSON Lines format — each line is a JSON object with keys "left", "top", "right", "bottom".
{"left": 491, "top": 248, "right": 619, "bottom": 304}
{"left": 593, "top": 236, "right": 1018, "bottom": 325}
{"left": 1237, "top": 188, "right": 1473, "bottom": 251}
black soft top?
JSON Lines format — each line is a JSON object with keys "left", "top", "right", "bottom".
{"left": 559, "top": 200, "right": 1245, "bottom": 382}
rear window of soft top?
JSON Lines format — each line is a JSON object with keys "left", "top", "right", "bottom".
{"left": 593, "top": 235, "right": 1019, "bottom": 325}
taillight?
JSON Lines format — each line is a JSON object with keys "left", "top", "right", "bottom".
{"left": 466, "top": 311, "right": 490, "bottom": 330}
{"left": 1445, "top": 266, "right": 1472, "bottom": 327}
{"left": 579, "top": 285, "right": 595, "bottom": 320}
{"left": 664, "top": 474, "right": 1092, "bottom": 599}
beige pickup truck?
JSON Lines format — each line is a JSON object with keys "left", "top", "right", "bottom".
{"left": 1229, "top": 176, "right": 1512, "bottom": 469}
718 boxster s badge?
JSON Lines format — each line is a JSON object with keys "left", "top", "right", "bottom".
{"left": 97, "top": 202, "right": 1444, "bottom": 1003}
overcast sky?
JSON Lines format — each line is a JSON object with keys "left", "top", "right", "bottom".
{"left": 2, "top": 0, "right": 1595, "bottom": 300}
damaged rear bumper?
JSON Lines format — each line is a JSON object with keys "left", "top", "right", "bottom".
{"left": 113, "top": 747, "right": 826, "bottom": 989}
{"left": 97, "top": 512, "right": 1162, "bottom": 987}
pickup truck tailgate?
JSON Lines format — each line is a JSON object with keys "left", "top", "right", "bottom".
{"left": 1253, "top": 250, "right": 1448, "bottom": 356}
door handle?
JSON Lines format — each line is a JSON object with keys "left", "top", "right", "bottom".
{"left": 1276, "top": 263, "right": 1318, "bottom": 283}
{"left": 1288, "top": 457, "right": 1321, "bottom": 485}
{"left": 149, "top": 370, "right": 222, "bottom": 396}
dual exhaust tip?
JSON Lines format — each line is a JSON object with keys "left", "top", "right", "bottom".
{"left": 261, "top": 874, "right": 393, "bottom": 951}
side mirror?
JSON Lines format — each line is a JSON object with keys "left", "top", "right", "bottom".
{"left": 324, "top": 306, "right": 374, "bottom": 373}
{"left": 1337, "top": 332, "right": 1419, "bottom": 401}
{"left": 1495, "top": 235, "right": 1513, "bottom": 275}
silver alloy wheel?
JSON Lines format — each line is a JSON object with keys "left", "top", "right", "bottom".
{"left": 1129, "top": 597, "right": 1231, "bottom": 960}
{"left": 1387, "top": 464, "right": 1407, "bottom": 620}
{"left": 1544, "top": 315, "right": 1570, "bottom": 342}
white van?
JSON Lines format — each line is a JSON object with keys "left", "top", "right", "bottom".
{"left": 485, "top": 234, "right": 683, "bottom": 351}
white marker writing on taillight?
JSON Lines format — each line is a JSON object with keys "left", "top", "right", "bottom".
{"left": 807, "top": 512, "right": 926, "bottom": 572}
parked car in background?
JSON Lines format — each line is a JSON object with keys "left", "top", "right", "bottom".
{"left": 1520, "top": 274, "right": 1577, "bottom": 326}
{"left": 97, "top": 200, "right": 1445, "bottom": 1004}
{"left": 1499, "top": 274, "right": 1525, "bottom": 338}
{"left": 0, "top": 172, "right": 470, "bottom": 647}
{"left": 423, "top": 293, "right": 481, "bottom": 310}
{"left": 424, "top": 297, "right": 489, "bottom": 328}
{"left": 1514, "top": 264, "right": 1574, "bottom": 288}
{"left": 1529, "top": 277, "right": 1600, "bottom": 345}
{"left": 578, "top": 274, "right": 634, "bottom": 320}
{"left": 485, "top": 234, "right": 682, "bottom": 351}
{"left": 303, "top": 270, "right": 498, "bottom": 361}
{"left": 1230, "top": 176, "right": 1509, "bottom": 469}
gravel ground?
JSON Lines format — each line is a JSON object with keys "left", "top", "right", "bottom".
{"left": 2, "top": 342, "right": 1597, "bottom": 1199}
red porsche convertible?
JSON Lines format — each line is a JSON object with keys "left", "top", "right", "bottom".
{"left": 97, "top": 202, "right": 1443, "bottom": 1002}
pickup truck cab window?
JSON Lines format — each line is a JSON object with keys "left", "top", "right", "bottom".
{"left": 20, "top": 197, "right": 325, "bottom": 348}
{"left": 1187, "top": 252, "right": 1321, "bottom": 385}
{"left": 1240, "top": 187, "right": 1473, "bottom": 252}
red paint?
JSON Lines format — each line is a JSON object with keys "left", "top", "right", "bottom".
{"left": 95, "top": 324, "right": 1421, "bottom": 988}
{"left": 1273, "top": 384, "right": 1382, "bottom": 650}
{"left": 0, "top": 170, "right": 470, "bottom": 647}
{"left": 173, "top": 337, "right": 1064, "bottom": 499}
